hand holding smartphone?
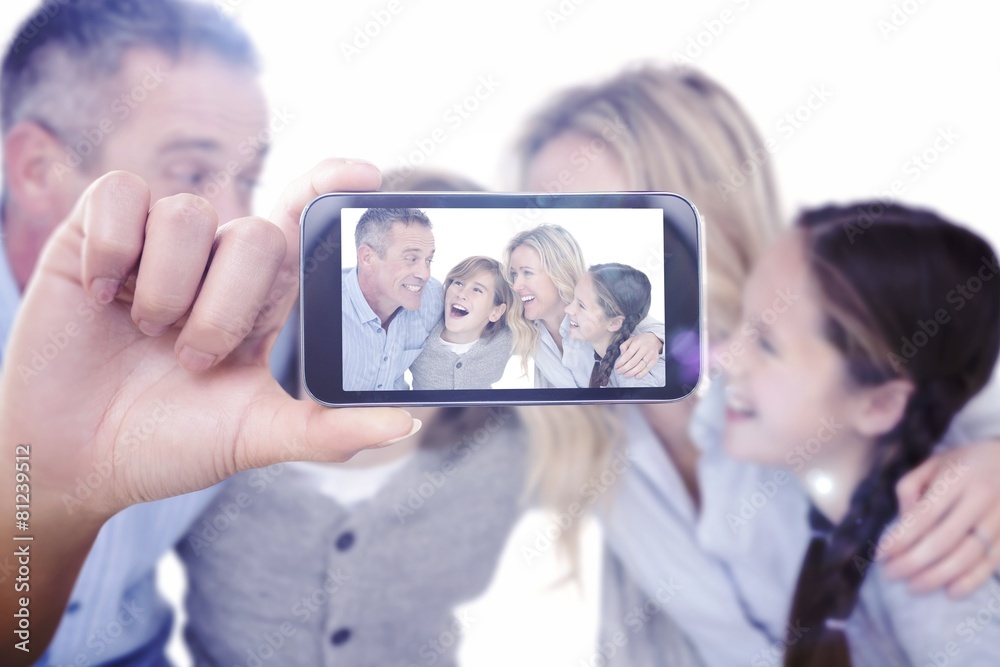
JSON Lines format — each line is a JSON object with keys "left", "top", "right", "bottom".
{"left": 300, "top": 192, "right": 703, "bottom": 406}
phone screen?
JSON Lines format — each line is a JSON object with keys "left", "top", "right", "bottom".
{"left": 301, "top": 192, "right": 702, "bottom": 406}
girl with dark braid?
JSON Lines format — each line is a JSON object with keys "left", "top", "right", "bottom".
{"left": 564, "top": 263, "right": 666, "bottom": 388}
{"left": 722, "top": 202, "right": 1000, "bottom": 666}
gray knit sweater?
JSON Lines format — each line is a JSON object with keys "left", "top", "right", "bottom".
{"left": 409, "top": 320, "right": 514, "bottom": 390}
{"left": 179, "top": 407, "right": 527, "bottom": 667}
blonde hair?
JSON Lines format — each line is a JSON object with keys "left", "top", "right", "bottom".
{"left": 502, "top": 224, "right": 587, "bottom": 376}
{"left": 513, "top": 65, "right": 786, "bottom": 557}
{"left": 516, "top": 65, "right": 783, "bottom": 339}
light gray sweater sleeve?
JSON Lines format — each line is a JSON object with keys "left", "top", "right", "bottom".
{"left": 598, "top": 547, "right": 705, "bottom": 667}
{"left": 634, "top": 315, "right": 666, "bottom": 354}
{"left": 847, "top": 568, "right": 1000, "bottom": 666}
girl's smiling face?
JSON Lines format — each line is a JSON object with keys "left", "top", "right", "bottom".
{"left": 564, "top": 272, "right": 622, "bottom": 351}
{"left": 443, "top": 270, "right": 507, "bottom": 344}
{"left": 721, "top": 231, "right": 865, "bottom": 472}
{"left": 509, "top": 245, "right": 564, "bottom": 325}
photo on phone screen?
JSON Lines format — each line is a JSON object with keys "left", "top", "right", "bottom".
{"left": 300, "top": 192, "right": 703, "bottom": 406}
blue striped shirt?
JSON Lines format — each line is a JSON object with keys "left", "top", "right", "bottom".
{"left": 0, "top": 240, "right": 225, "bottom": 666}
{"left": 341, "top": 267, "right": 443, "bottom": 391}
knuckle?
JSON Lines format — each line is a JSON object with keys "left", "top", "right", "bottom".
{"left": 226, "top": 216, "right": 286, "bottom": 262}
{"left": 93, "top": 170, "right": 149, "bottom": 205}
{"left": 132, "top": 293, "right": 191, "bottom": 320}
{"left": 89, "top": 233, "right": 138, "bottom": 262}
{"left": 193, "top": 305, "right": 256, "bottom": 347}
{"left": 149, "top": 194, "right": 219, "bottom": 234}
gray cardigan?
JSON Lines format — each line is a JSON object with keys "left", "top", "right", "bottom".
{"left": 178, "top": 407, "right": 527, "bottom": 667}
{"left": 409, "top": 320, "right": 513, "bottom": 390}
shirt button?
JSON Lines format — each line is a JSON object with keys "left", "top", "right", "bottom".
{"left": 456, "top": 362, "right": 463, "bottom": 368}
{"left": 335, "top": 531, "right": 355, "bottom": 551}
{"left": 66, "top": 601, "right": 81, "bottom": 614}
{"left": 382, "top": 356, "right": 388, "bottom": 361}
{"left": 330, "top": 628, "right": 352, "bottom": 646}
{"left": 377, "top": 383, "right": 383, "bottom": 389}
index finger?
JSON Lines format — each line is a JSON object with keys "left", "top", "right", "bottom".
{"left": 252, "top": 158, "right": 382, "bottom": 341}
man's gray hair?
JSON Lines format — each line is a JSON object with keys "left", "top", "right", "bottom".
{"left": 355, "top": 208, "right": 432, "bottom": 257}
{"left": 0, "top": 0, "right": 259, "bottom": 214}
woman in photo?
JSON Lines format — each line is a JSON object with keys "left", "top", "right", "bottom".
{"left": 409, "top": 255, "right": 515, "bottom": 390}
{"left": 565, "top": 263, "right": 665, "bottom": 388}
{"left": 503, "top": 224, "right": 666, "bottom": 388}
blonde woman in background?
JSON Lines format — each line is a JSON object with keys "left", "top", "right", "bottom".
{"left": 515, "top": 65, "right": 1000, "bottom": 666}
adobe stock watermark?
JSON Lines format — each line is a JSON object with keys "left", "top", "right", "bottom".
{"left": 578, "top": 578, "right": 683, "bottom": 667}
{"left": 708, "top": 286, "right": 800, "bottom": 381}
{"left": 506, "top": 116, "right": 627, "bottom": 235}
{"left": 186, "top": 450, "right": 296, "bottom": 556}
{"left": 392, "top": 408, "right": 512, "bottom": 523}
{"left": 544, "top": 0, "right": 592, "bottom": 31}
{"left": 877, "top": 0, "right": 932, "bottom": 39}
{"left": 234, "top": 568, "right": 351, "bottom": 667}
{"left": 669, "top": 0, "right": 756, "bottom": 69}
{"left": 860, "top": 456, "right": 971, "bottom": 569}
{"left": 383, "top": 75, "right": 502, "bottom": 187}
{"left": 407, "top": 610, "right": 476, "bottom": 666}
{"left": 726, "top": 415, "right": 843, "bottom": 534}
{"left": 68, "top": 598, "right": 148, "bottom": 665}
{"left": 843, "top": 126, "right": 959, "bottom": 244}
{"left": 214, "top": 0, "right": 249, "bottom": 17}
{"left": 52, "top": 65, "right": 168, "bottom": 181}
{"left": 340, "top": 0, "right": 413, "bottom": 63}
{"left": 750, "top": 618, "right": 810, "bottom": 667}
{"left": 527, "top": 116, "right": 628, "bottom": 197}
{"left": 521, "top": 448, "right": 633, "bottom": 565}
{"left": 716, "top": 84, "right": 834, "bottom": 201}
{"left": 10, "top": 0, "right": 71, "bottom": 54}
{"left": 923, "top": 583, "right": 1000, "bottom": 666}
{"left": 59, "top": 398, "right": 179, "bottom": 514}
{"left": 198, "top": 106, "right": 296, "bottom": 201}
{"left": 886, "top": 254, "right": 998, "bottom": 373}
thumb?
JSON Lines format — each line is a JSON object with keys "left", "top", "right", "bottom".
{"left": 238, "top": 395, "right": 420, "bottom": 469}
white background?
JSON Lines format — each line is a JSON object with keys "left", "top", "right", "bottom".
{"left": 340, "top": 206, "right": 668, "bottom": 323}
{"left": 3, "top": 0, "right": 999, "bottom": 665}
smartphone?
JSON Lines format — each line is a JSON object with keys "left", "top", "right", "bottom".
{"left": 300, "top": 192, "right": 703, "bottom": 407}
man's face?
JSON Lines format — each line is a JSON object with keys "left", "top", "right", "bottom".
{"left": 366, "top": 221, "right": 435, "bottom": 314}
{"left": 68, "top": 47, "right": 271, "bottom": 224}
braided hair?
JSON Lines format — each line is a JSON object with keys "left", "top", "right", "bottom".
{"left": 783, "top": 203, "right": 1000, "bottom": 667}
{"left": 587, "top": 263, "right": 653, "bottom": 387}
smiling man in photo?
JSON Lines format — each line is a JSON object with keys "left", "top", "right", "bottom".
{"left": 342, "top": 208, "right": 443, "bottom": 390}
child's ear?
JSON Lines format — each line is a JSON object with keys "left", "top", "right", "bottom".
{"left": 489, "top": 302, "right": 507, "bottom": 323}
{"left": 607, "top": 315, "right": 624, "bottom": 333}
{"left": 855, "top": 378, "right": 914, "bottom": 438}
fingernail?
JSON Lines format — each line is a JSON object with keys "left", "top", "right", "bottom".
{"left": 137, "top": 320, "right": 168, "bottom": 337}
{"left": 91, "top": 278, "right": 121, "bottom": 304}
{"left": 381, "top": 418, "right": 422, "bottom": 446}
{"left": 345, "top": 158, "right": 377, "bottom": 167}
{"left": 178, "top": 345, "right": 217, "bottom": 372}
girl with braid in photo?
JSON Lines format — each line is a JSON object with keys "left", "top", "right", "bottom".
{"left": 564, "top": 263, "right": 666, "bottom": 388}
{"left": 722, "top": 203, "right": 1000, "bottom": 666}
